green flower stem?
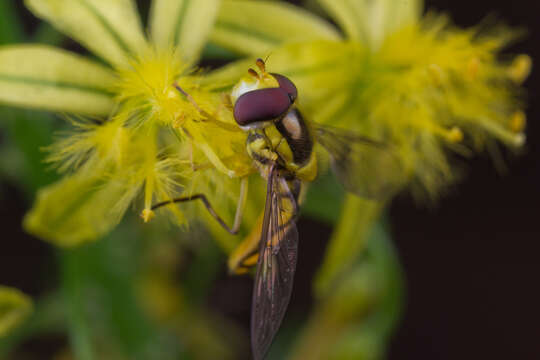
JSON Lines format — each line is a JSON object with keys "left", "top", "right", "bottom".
{"left": 60, "top": 250, "right": 94, "bottom": 360}
{"left": 290, "top": 219, "right": 404, "bottom": 360}
{"left": 288, "top": 306, "right": 345, "bottom": 360}
{"left": 314, "top": 195, "right": 384, "bottom": 296}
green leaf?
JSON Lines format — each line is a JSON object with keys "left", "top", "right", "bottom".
{"left": 0, "top": 0, "right": 24, "bottom": 44}
{"left": 61, "top": 252, "right": 95, "bottom": 360}
{"left": 25, "top": 0, "right": 147, "bottom": 67}
{"left": 1, "top": 110, "right": 58, "bottom": 193}
{"left": 211, "top": 0, "right": 341, "bottom": 56}
{"left": 0, "top": 45, "right": 116, "bottom": 115}
{"left": 58, "top": 221, "right": 188, "bottom": 359}
{"left": 0, "top": 287, "right": 33, "bottom": 337}
{"left": 150, "top": 0, "right": 221, "bottom": 63}
{"left": 317, "top": 0, "right": 422, "bottom": 48}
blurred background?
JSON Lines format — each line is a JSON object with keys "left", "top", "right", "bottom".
{"left": 0, "top": 0, "right": 538, "bottom": 359}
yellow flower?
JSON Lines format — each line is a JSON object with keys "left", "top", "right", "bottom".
{"left": 208, "top": 0, "right": 531, "bottom": 290}
{"left": 0, "top": 0, "right": 254, "bottom": 247}
{"left": 211, "top": 0, "right": 530, "bottom": 199}
{"left": 206, "top": 1, "right": 531, "bottom": 358}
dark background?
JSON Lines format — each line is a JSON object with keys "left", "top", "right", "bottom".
{"left": 388, "top": 1, "right": 540, "bottom": 359}
{"left": 1, "top": 0, "right": 539, "bottom": 359}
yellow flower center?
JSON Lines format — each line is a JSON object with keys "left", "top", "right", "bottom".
{"left": 114, "top": 49, "right": 203, "bottom": 127}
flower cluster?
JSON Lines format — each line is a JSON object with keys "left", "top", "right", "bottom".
{"left": 0, "top": 0, "right": 252, "bottom": 246}
{"left": 211, "top": 1, "right": 530, "bottom": 200}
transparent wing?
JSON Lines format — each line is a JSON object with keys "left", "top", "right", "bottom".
{"left": 315, "top": 123, "right": 404, "bottom": 200}
{"left": 251, "top": 165, "right": 299, "bottom": 360}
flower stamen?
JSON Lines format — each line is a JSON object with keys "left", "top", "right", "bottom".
{"left": 447, "top": 127, "right": 464, "bottom": 143}
{"left": 141, "top": 209, "right": 155, "bottom": 223}
{"left": 508, "top": 55, "right": 532, "bottom": 84}
{"left": 466, "top": 57, "right": 481, "bottom": 80}
{"left": 509, "top": 111, "right": 526, "bottom": 133}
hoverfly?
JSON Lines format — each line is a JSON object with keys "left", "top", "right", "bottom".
{"left": 151, "top": 59, "right": 402, "bottom": 360}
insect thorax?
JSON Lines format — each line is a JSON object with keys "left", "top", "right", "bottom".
{"left": 246, "top": 108, "right": 317, "bottom": 182}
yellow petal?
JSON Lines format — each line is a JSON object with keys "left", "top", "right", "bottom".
{"left": 317, "top": 0, "right": 421, "bottom": 47}
{"left": 0, "top": 45, "right": 116, "bottom": 115}
{"left": 150, "top": 0, "right": 221, "bottom": 63}
{"left": 25, "top": 0, "right": 147, "bottom": 67}
{"left": 24, "top": 167, "right": 138, "bottom": 247}
{"left": 203, "top": 40, "right": 351, "bottom": 98}
{"left": 0, "top": 286, "right": 32, "bottom": 337}
{"left": 316, "top": 0, "right": 364, "bottom": 41}
{"left": 211, "top": 0, "right": 341, "bottom": 56}
{"left": 202, "top": 58, "right": 254, "bottom": 90}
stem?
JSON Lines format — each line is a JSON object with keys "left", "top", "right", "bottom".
{"left": 289, "top": 196, "right": 384, "bottom": 359}
{"left": 287, "top": 306, "right": 344, "bottom": 360}
{"left": 314, "top": 195, "right": 384, "bottom": 296}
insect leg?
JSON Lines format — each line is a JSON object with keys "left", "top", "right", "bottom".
{"left": 151, "top": 177, "right": 249, "bottom": 235}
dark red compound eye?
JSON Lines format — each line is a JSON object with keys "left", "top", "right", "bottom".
{"left": 234, "top": 87, "right": 292, "bottom": 127}
{"left": 271, "top": 73, "right": 297, "bottom": 103}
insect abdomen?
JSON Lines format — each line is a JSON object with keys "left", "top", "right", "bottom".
{"left": 275, "top": 108, "right": 313, "bottom": 165}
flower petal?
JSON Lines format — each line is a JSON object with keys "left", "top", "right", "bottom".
{"left": 317, "top": 0, "right": 422, "bottom": 47}
{"left": 150, "top": 0, "right": 221, "bottom": 63}
{"left": 317, "top": 0, "right": 368, "bottom": 40}
{"left": 203, "top": 40, "right": 351, "bottom": 95}
{"left": 0, "top": 286, "right": 32, "bottom": 336}
{"left": 0, "top": 45, "right": 116, "bottom": 115}
{"left": 202, "top": 58, "right": 254, "bottom": 91}
{"left": 210, "top": 0, "right": 341, "bottom": 56}
{"left": 24, "top": 168, "right": 137, "bottom": 247}
{"left": 25, "top": 0, "right": 147, "bottom": 67}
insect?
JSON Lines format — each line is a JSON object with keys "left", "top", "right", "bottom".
{"left": 151, "top": 59, "right": 402, "bottom": 360}
{"left": 229, "top": 59, "right": 402, "bottom": 360}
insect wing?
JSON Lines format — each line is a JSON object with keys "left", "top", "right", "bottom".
{"left": 251, "top": 167, "right": 299, "bottom": 360}
{"left": 315, "top": 123, "right": 404, "bottom": 200}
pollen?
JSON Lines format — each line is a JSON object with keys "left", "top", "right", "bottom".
{"left": 428, "top": 63, "right": 445, "bottom": 86}
{"left": 115, "top": 49, "right": 205, "bottom": 127}
{"left": 447, "top": 127, "right": 464, "bottom": 143}
{"left": 508, "top": 55, "right": 532, "bottom": 84}
{"left": 466, "top": 57, "right": 481, "bottom": 80}
{"left": 141, "top": 209, "right": 155, "bottom": 223}
{"left": 509, "top": 111, "right": 527, "bottom": 133}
